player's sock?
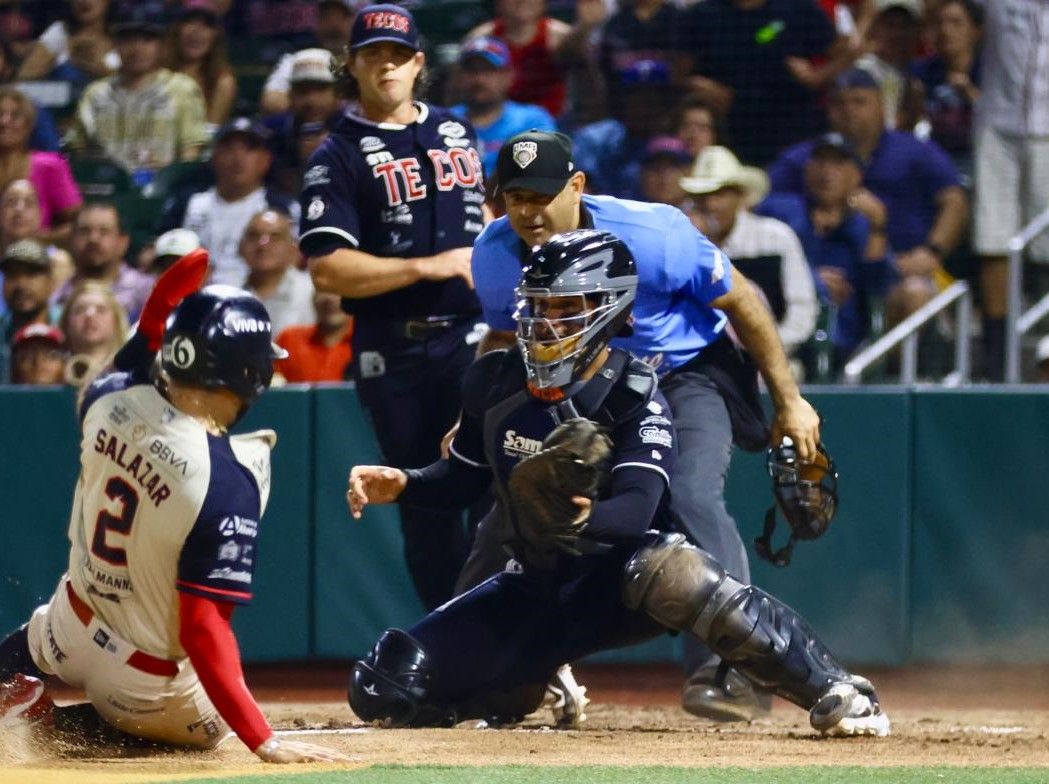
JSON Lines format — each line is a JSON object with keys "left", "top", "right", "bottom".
{"left": 0, "top": 625, "right": 45, "bottom": 682}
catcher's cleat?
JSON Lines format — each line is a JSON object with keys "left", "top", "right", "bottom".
{"left": 0, "top": 674, "right": 50, "bottom": 726}
{"left": 810, "top": 677, "right": 890, "bottom": 737}
{"left": 543, "top": 664, "right": 589, "bottom": 728}
{"left": 682, "top": 665, "right": 771, "bottom": 723}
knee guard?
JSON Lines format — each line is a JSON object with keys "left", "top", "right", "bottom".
{"left": 623, "top": 532, "right": 850, "bottom": 709}
{"left": 348, "top": 629, "right": 455, "bottom": 728}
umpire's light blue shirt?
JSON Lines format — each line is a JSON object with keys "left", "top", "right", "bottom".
{"left": 472, "top": 194, "right": 731, "bottom": 373}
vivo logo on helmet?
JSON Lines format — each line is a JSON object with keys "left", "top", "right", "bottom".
{"left": 229, "top": 317, "right": 271, "bottom": 334}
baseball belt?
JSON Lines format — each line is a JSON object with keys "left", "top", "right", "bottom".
{"left": 65, "top": 581, "right": 179, "bottom": 677}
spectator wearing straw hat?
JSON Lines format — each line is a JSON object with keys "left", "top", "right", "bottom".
{"left": 682, "top": 145, "right": 818, "bottom": 356}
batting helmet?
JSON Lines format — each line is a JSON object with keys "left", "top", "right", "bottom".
{"left": 515, "top": 229, "right": 638, "bottom": 394}
{"left": 160, "top": 285, "right": 288, "bottom": 405}
{"left": 754, "top": 436, "right": 839, "bottom": 567}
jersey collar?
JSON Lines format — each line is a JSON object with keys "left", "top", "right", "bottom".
{"left": 344, "top": 101, "right": 429, "bottom": 131}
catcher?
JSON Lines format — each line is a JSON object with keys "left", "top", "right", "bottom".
{"left": 346, "top": 229, "right": 890, "bottom": 737}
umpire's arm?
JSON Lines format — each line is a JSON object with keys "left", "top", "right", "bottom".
{"left": 710, "top": 265, "right": 821, "bottom": 461}
{"left": 308, "top": 246, "right": 474, "bottom": 299}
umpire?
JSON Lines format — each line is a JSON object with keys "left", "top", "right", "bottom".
{"left": 300, "top": 4, "right": 488, "bottom": 610}
{"left": 470, "top": 130, "right": 822, "bottom": 721}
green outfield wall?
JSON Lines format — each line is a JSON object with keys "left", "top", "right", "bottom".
{"left": 1, "top": 385, "right": 1046, "bottom": 666}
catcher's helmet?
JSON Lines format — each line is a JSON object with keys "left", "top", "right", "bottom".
{"left": 755, "top": 436, "right": 839, "bottom": 567}
{"left": 515, "top": 229, "right": 638, "bottom": 394}
{"left": 160, "top": 285, "right": 288, "bottom": 405}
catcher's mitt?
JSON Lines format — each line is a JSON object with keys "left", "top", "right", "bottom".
{"left": 507, "top": 418, "right": 613, "bottom": 563}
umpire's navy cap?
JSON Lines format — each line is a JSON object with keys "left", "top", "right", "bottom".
{"left": 496, "top": 131, "right": 576, "bottom": 196}
{"left": 349, "top": 4, "right": 421, "bottom": 51}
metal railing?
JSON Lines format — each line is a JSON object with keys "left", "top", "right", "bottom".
{"left": 1006, "top": 208, "right": 1049, "bottom": 383}
{"left": 844, "top": 281, "right": 973, "bottom": 385}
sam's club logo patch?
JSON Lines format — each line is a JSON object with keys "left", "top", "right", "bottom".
{"left": 512, "top": 141, "right": 538, "bottom": 169}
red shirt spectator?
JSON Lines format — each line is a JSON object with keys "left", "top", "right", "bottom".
{"left": 275, "top": 292, "right": 353, "bottom": 382}
{"left": 468, "top": 0, "right": 576, "bottom": 118}
{"left": 494, "top": 16, "right": 566, "bottom": 116}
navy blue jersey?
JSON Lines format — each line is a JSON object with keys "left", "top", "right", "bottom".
{"left": 298, "top": 103, "right": 486, "bottom": 320}
{"left": 436, "top": 348, "right": 676, "bottom": 551}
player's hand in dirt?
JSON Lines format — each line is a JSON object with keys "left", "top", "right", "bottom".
{"left": 255, "top": 737, "right": 354, "bottom": 763}
{"left": 347, "top": 465, "right": 408, "bottom": 518}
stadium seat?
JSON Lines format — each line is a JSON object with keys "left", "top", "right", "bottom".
{"left": 146, "top": 160, "right": 213, "bottom": 201}
{"left": 70, "top": 156, "right": 134, "bottom": 200}
{"left": 113, "top": 193, "right": 165, "bottom": 253}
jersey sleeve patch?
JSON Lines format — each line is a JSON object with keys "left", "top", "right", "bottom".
{"left": 177, "top": 438, "right": 262, "bottom": 605}
{"left": 610, "top": 393, "right": 676, "bottom": 486}
{"left": 298, "top": 140, "right": 361, "bottom": 257}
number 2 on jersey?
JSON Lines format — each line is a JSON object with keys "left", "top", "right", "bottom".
{"left": 90, "top": 476, "right": 140, "bottom": 566}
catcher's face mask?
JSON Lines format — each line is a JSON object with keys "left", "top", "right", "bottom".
{"left": 755, "top": 437, "right": 839, "bottom": 567}
{"left": 516, "top": 293, "right": 616, "bottom": 389}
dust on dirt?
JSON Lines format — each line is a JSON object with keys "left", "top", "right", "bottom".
{"left": 2, "top": 665, "right": 1047, "bottom": 782}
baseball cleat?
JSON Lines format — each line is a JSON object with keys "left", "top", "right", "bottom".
{"left": 0, "top": 674, "right": 46, "bottom": 726}
{"left": 682, "top": 665, "right": 771, "bottom": 723}
{"left": 543, "top": 664, "right": 589, "bottom": 728}
{"left": 810, "top": 678, "right": 891, "bottom": 737}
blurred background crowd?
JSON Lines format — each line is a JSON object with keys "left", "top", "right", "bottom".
{"left": 2, "top": 0, "right": 1049, "bottom": 388}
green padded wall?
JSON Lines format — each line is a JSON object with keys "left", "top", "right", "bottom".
{"left": 2, "top": 385, "right": 1047, "bottom": 666}
{"left": 232, "top": 388, "right": 313, "bottom": 660}
{"left": 729, "top": 390, "right": 912, "bottom": 666}
{"left": 0, "top": 388, "right": 79, "bottom": 632}
{"left": 910, "top": 390, "right": 1049, "bottom": 663}
{"left": 311, "top": 387, "right": 424, "bottom": 658}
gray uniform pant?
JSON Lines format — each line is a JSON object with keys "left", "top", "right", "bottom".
{"left": 660, "top": 370, "right": 750, "bottom": 674}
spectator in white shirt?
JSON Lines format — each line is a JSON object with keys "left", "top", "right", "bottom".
{"left": 240, "top": 209, "right": 314, "bottom": 335}
{"left": 160, "top": 117, "right": 300, "bottom": 286}
{"left": 682, "top": 145, "right": 818, "bottom": 356}
{"left": 973, "top": 0, "right": 1049, "bottom": 380}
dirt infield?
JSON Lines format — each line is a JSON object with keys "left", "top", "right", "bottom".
{"left": 1, "top": 664, "right": 1047, "bottom": 782}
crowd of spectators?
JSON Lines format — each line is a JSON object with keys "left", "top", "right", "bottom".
{"left": 0, "top": 0, "right": 1047, "bottom": 388}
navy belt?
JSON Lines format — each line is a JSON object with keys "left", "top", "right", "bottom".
{"left": 383, "top": 314, "right": 477, "bottom": 341}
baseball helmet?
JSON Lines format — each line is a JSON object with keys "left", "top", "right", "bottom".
{"left": 160, "top": 285, "right": 288, "bottom": 405}
{"left": 755, "top": 436, "right": 839, "bottom": 567}
{"left": 515, "top": 229, "right": 638, "bottom": 396}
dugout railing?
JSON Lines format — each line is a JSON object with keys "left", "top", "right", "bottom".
{"left": 843, "top": 281, "right": 973, "bottom": 386}
{"left": 1006, "top": 207, "right": 1049, "bottom": 383}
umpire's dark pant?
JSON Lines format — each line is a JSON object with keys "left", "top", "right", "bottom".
{"left": 353, "top": 318, "right": 480, "bottom": 610}
{"left": 659, "top": 369, "right": 749, "bottom": 674}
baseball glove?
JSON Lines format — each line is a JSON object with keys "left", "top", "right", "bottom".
{"left": 507, "top": 418, "right": 613, "bottom": 562}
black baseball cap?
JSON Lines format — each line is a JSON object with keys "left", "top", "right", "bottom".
{"left": 811, "top": 132, "right": 863, "bottom": 167}
{"left": 495, "top": 130, "right": 576, "bottom": 196}
{"left": 349, "top": 4, "right": 420, "bottom": 51}
{"left": 111, "top": 4, "right": 167, "bottom": 37}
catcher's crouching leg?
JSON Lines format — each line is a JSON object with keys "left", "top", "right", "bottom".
{"left": 622, "top": 533, "right": 890, "bottom": 736}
